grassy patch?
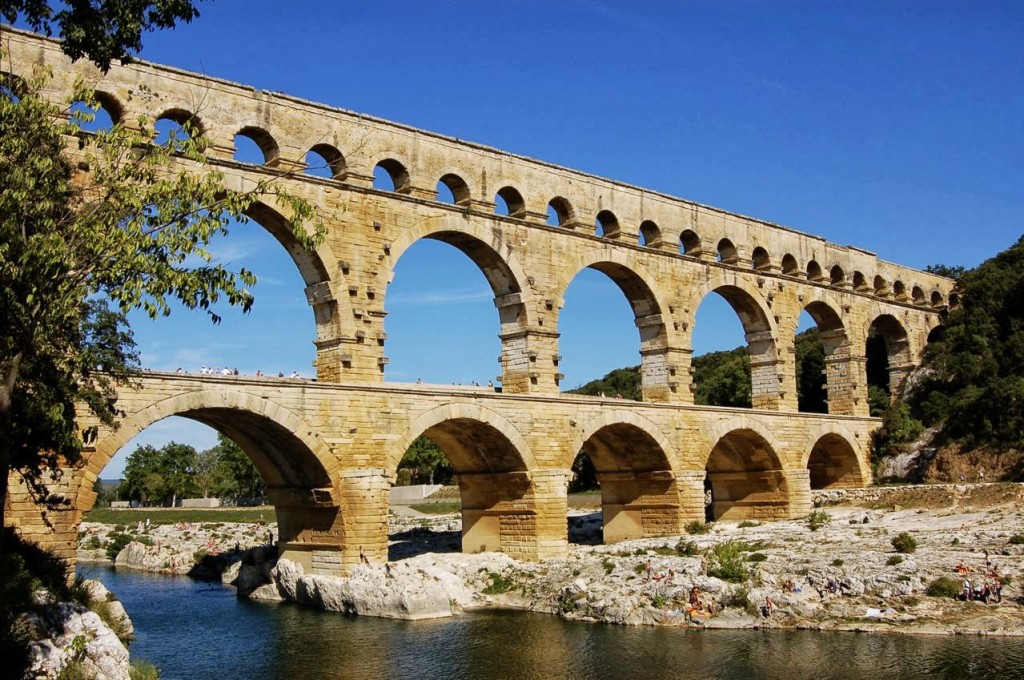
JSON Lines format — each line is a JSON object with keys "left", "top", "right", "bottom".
{"left": 129, "top": 660, "right": 162, "bottom": 680}
{"left": 408, "top": 502, "right": 461, "bottom": 515}
{"left": 707, "top": 540, "right": 754, "bottom": 583}
{"left": 887, "top": 555, "right": 904, "bottom": 566}
{"left": 480, "top": 569, "right": 515, "bottom": 595}
{"left": 1008, "top": 534, "right": 1024, "bottom": 545}
{"left": 738, "top": 520, "right": 761, "bottom": 528}
{"left": 685, "top": 521, "right": 711, "bottom": 535}
{"left": 806, "top": 510, "right": 831, "bottom": 532}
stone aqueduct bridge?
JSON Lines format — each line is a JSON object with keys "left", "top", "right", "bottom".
{"left": 5, "top": 30, "right": 954, "bottom": 575}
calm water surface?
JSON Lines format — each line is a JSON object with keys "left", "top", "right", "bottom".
{"left": 79, "top": 565, "right": 1024, "bottom": 680}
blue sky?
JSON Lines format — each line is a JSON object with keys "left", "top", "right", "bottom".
{"left": 62, "top": 1, "right": 1023, "bottom": 477}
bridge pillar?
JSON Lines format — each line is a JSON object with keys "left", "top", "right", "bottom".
{"left": 676, "top": 470, "right": 709, "bottom": 524}
{"left": 599, "top": 471, "right": 687, "bottom": 543}
{"left": 784, "top": 468, "right": 813, "bottom": 518}
{"left": 5, "top": 466, "right": 81, "bottom": 572}
{"left": 456, "top": 471, "right": 544, "bottom": 559}
{"left": 641, "top": 345, "right": 692, "bottom": 403}
{"left": 748, "top": 328, "right": 785, "bottom": 410}
{"left": 530, "top": 468, "right": 570, "bottom": 559}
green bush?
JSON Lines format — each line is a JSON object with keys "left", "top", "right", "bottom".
{"left": 806, "top": 510, "right": 831, "bottom": 532}
{"left": 747, "top": 553, "right": 768, "bottom": 563}
{"left": 891, "top": 532, "right": 918, "bottom": 554}
{"left": 707, "top": 540, "right": 752, "bottom": 583}
{"left": 674, "top": 539, "right": 701, "bottom": 557}
{"left": 925, "top": 576, "right": 961, "bottom": 598}
{"left": 721, "top": 587, "right": 758, "bottom": 617}
{"left": 602, "top": 558, "right": 615, "bottom": 575}
{"left": 105, "top": 533, "right": 133, "bottom": 561}
{"left": 831, "top": 559, "right": 844, "bottom": 567}
{"left": 480, "top": 569, "right": 515, "bottom": 595}
{"left": 685, "top": 521, "right": 711, "bottom": 535}
{"left": 1008, "top": 534, "right": 1024, "bottom": 545}
{"left": 738, "top": 520, "right": 760, "bottom": 528}
{"left": 129, "top": 660, "right": 162, "bottom": 680}
{"left": 887, "top": 555, "right": 904, "bottom": 566}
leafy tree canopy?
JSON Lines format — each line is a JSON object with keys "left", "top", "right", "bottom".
{"left": 1, "top": 1, "right": 202, "bottom": 70}
{"left": 0, "top": 68, "right": 321, "bottom": 547}
{"left": 910, "top": 236, "right": 1024, "bottom": 448}
{"left": 569, "top": 366, "right": 643, "bottom": 401}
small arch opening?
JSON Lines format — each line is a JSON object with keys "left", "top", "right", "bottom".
{"left": 234, "top": 126, "right": 280, "bottom": 166}
{"left": 638, "top": 220, "right": 661, "bottom": 247}
{"left": 154, "top": 108, "right": 200, "bottom": 148}
{"left": 781, "top": 254, "right": 798, "bottom": 276}
{"left": 373, "top": 158, "right": 411, "bottom": 194}
{"left": 873, "top": 275, "right": 889, "bottom": 296}
{"left": 829, "top": 265, "right": 846, "bottom": 286}
{"left": 716, "top": 238, "right": 738, "bottom": 264}
{"left": 595, "top": 210, "right": 620, "bottom": 238}
{"left": 930, "top": 291, "right": 944, "bottom": 308}
{"left": 546, "top": 196, "right": 574, "bottom": 227}
{"left": 679, "top": 230, "right": 702, "bottom": 256}
{"left": 752, "top": 247, "right": 771, "bottom": 271}
{"left": 949, "top": 292, "right": 960, "bottom": 308}
{"left": 304, "top": 144, "right": 346, "bottom": 180}
{"left": 494, "top": 186, "right": 526, "bottom": 218}
{"left": 437, "top": 173, "right": 471, "bottom": 206}
{"left": 806, "top": 260, "right": 823, "bottom": 281}
{"left": 852, "top": 271, "right": 868, "bottom": 291}
{"left": 893, "top": 281, "right": 907, "bottom": 300}
{"left": 912, "top": 286, "right": 925, "bottom": 305}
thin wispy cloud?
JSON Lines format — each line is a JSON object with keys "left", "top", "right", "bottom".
{"left": 386, "top": 288, "right": 493, "bottom": 307}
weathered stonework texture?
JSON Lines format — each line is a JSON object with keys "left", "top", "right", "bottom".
{"left": 2, "top": 29, "right": 953, "bottom": 575}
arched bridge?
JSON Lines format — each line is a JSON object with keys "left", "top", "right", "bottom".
{"left": 3, "top": 29, "right": 953, "bottom": 575}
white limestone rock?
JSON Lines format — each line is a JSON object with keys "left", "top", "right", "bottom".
{"left": 24, "top": 602, "right": 130, "bottom": 680}
{"left": 271, "top": 558, "right": 304, "bottom": 601}
{"left": 249, "top": 582, "right": 284, "bottom": 602}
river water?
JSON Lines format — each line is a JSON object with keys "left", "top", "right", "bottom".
{"left": 79, "top": 565, "right": 1024, "bottom": 680}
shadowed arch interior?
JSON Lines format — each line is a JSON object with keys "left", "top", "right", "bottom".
{"left": 697, "top": 284, "right": 779, "bottom": 409}
{"left": 705, "top": 429, "right": 789, "bottom": 520}
{"left": 407, "top": 417, "right": 533, "bottom": 556}
{"left": 867, "top": 314, "right": 911, "bottom": 398}
{"left": 808, "top": 433, "right": 865, "bottom": 489}
{"left": 800, "top": 300, "right": 851, "bottom": 414}
{"left": 578, "top": 423, "right": 677, "bottom": 543}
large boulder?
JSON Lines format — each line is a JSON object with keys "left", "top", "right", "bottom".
{"left": 296, "top": 566, "right": 454, "bottom": 620}
{"left": 271, "top": 558, "right": 304, "bottom": 601}
{"left": 24, "top": 602, "right": 130, "bottom": 680}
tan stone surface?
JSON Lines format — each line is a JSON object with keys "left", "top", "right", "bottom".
{"left": 2, "top": 29, "right": 950, "bottom": 576}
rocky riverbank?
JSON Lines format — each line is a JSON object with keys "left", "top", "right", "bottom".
{"left": 80, "top": 483, "right": 1024, "bottom": 636}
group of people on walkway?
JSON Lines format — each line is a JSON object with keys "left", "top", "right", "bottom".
{"left": 956, "top": 556, "right": 1004, "bottom": 603}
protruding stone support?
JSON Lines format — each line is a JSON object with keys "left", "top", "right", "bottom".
{"left": 497, "top": 327, "right": 560, "bottom": 394}
{"left": 456, "top": 471, "right": 537, "bottom": 558}
{"left": 639, "top": 344, "right": 691, "bottom": 403}
{"left": 597, "top": 470, "right": 682, "bottom": 543}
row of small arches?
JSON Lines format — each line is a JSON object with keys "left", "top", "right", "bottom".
{"left": 66, "top": 92, "right": 955, "bottom": 311}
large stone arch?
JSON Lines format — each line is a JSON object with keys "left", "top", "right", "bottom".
{"left": 384, "top": 216, "right": 539, "bottom": 391}
{"left": 387, "top": 403, "right": 539, "bottom": 557}
{"left": 804, "top": 429, "right": 869, "bottom": 490}
{"left": 691, "top": 273, "right": 782, "bottom": 410}
{"left": 566, "top": 410, "right": 676, "bottom": 473}
{"left": 864, "top": 312, "right": 914, "bottom": 399}
{"left": 703, "top": 425, "right": 792, "bottom": 521}
{"left": 797, "top": 297, "right": 862, "bottom": 416}
{"left": 83, "top": 389, "right": 339, "bottom": 499}
{"left": 555, "top": 248, "right": 681, "bottom": 402}
{"left": 567, "top": 410, "right": 681, "bottom": 542}
{"left": 212, "top": 177, "right": 347, "bottom": 381}
{"left": 386, "top": 402, "right": 537, "bottom": 477}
